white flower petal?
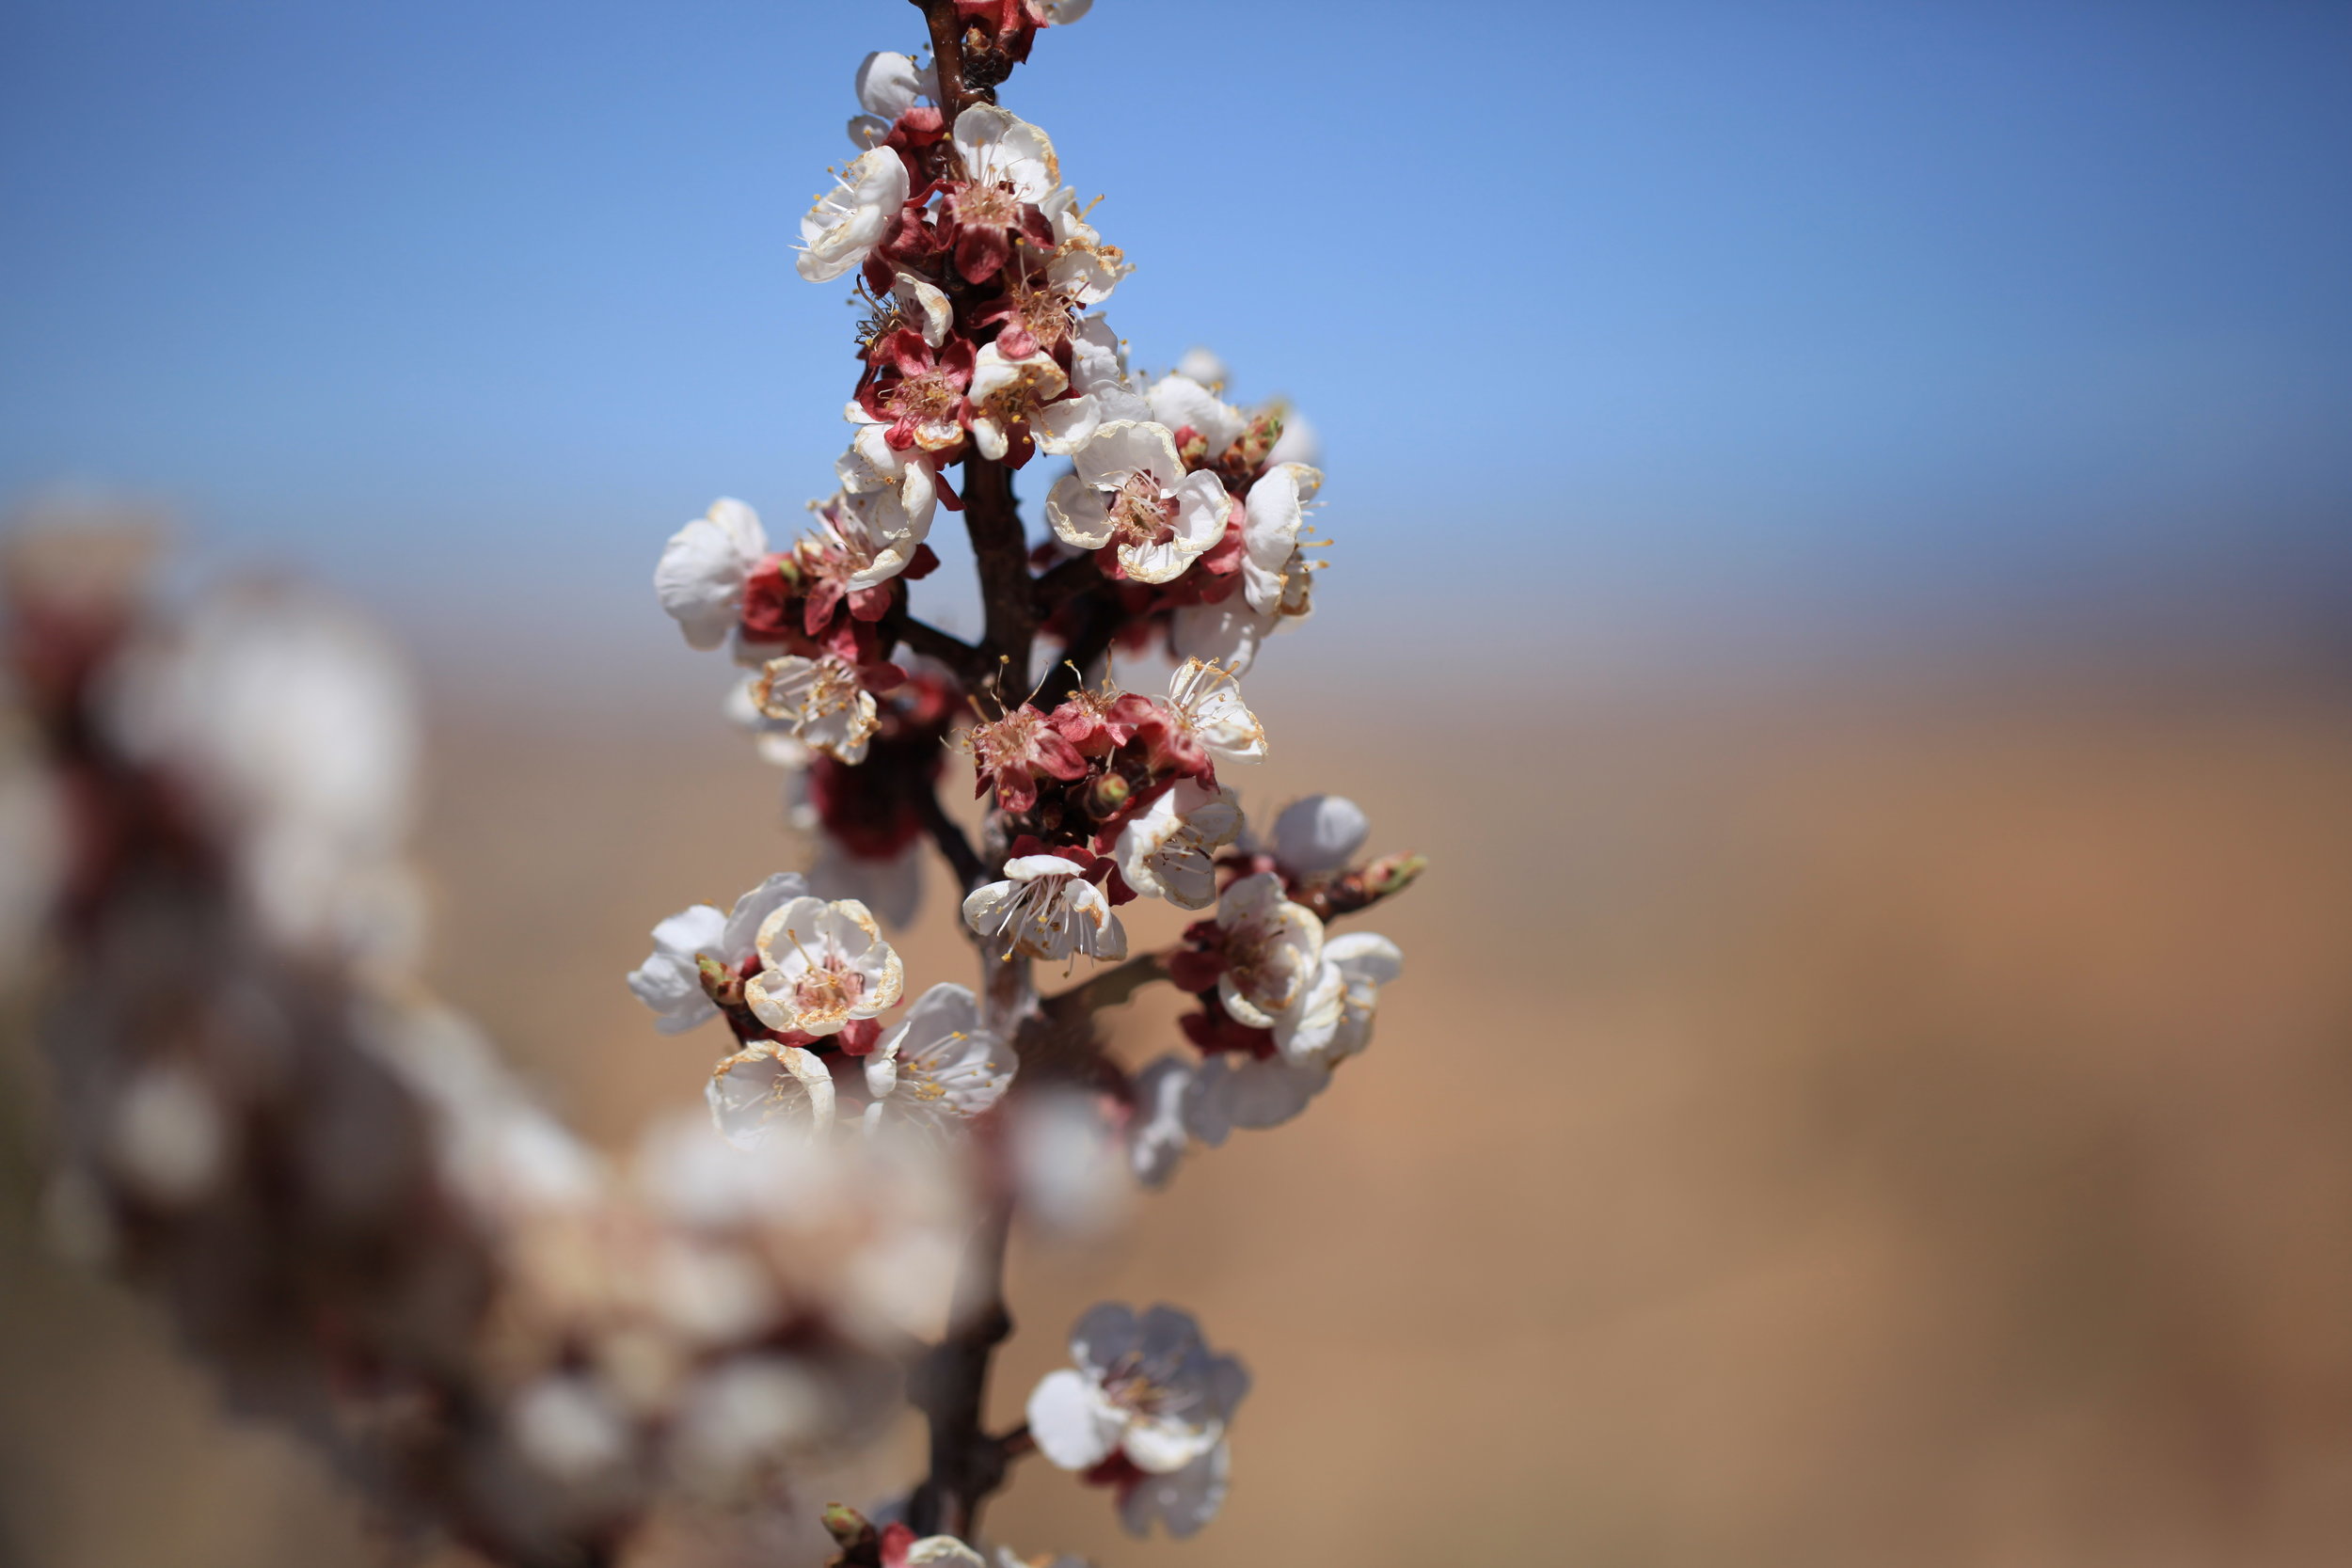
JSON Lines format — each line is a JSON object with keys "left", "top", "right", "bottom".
{"left": 1271, "top": 794, "right": 1369, "bottom": 877}
{"left": 1026, "top": 1367, "right": 1123, "bottom": 1470}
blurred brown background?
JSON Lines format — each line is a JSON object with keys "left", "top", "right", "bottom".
{"left": 8, "top": 649, "right": 2352, "bottom": 1567}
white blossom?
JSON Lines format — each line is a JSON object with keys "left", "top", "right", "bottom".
{"left": 1210, "top": 872, "right": 1322, "bottom": 1037}
{"left": 103, "top": 584, "right": 420, "bottom": 962}
{"left": 706, "top": 1043, "right": 836, "bottom": 1146}
{"left": 754, "top": 654, "right": 879, "bottom": 765}
{"left": 855, "top": 54, "right": 931, "bottom": 121}
{"left": 1165, "top": 657, "right": 1267, "bottom": 768}
{"left": 808, "top": 834, "right": 923, "bottom": 930}
{"left": 1238, "top": 462, "right": 1322, "bottom": 620}
{"left": 798, "top": 148, "right": 910, "bottom": 283}
{"left": 817, "top": 467, "right": 936, "bottom": 591}
{"left": 627, "top": 872, "right": 809, "bottom": 1035}
{"left": 884, "top": 268, "right": 953, "bottom": 347}
{"left": 1270, "top": 794, "right": 1370, "bottom": 877}
{"left": 1172, "top": 346, "right": 1229, "bottom": 388}
{"left": 966, "top": 341, "right": 1098, "bottom": 462}
{"left": 744, "top": 895, "right": 905, "bottom": 1037}
{"left": 863, "top": 983, "right": 1015, "bottom": 1135}
{"left": 1185, "top": 932, "right": 1403, "bottom": 1136}
{"left": 724, "top": 676, "right": 811, "bottom": 770}
{"left": 1145, "top": 372, "right": 1245, "bottom": 459}
{"left": 950, "top": 104, "right": 1058, "bottom": 206}
{"left": 1025, "top": 1304, "right": 1248, "bottom": 1539}
{"left": 1168, "top": 462, "right": 1322, "bottom": 675}
{"left": 961, "top": 855, "right": 1127, "bottom": 963}
{"left": 1045, "top": 421, "right": 1229, "bottom": 584}
{"left": 1119, "top": 1443, "right": 1229, "bottom": 1540}
{"left": 1263, "top": 406, "right": 1321, "bottom": 467}
{"left": 1114, "top": 779, "right": 1240, "bottom": 910}
{"left": 1184, "top": 1053, "right": 1328, "bottom": 1141}
{"left": 1126, "top": 1054, "right": 1198, "bottom": 1189}
{"left": 1068, "top": 316, "right": 1151, "bottom": 423}
{"left": 1010, "top": 1088, "right": 1130, "bottom": 1238}
{"left": 656, "top": 498, "right": 769, "bottom": 651}
{"left": 1304, "top": 931, "right": 1404, "bottom": 1067}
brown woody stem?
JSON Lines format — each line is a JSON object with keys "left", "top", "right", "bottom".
{"left": 960, "top": 457, "right": 1037, "bottom": 701}
{"left": 905, "top": 1199, "right": 1016, "bottom": 1540}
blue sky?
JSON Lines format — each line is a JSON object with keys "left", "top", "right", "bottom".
{"left": 4, "top": 0, "right": 2349, "bottom": 673}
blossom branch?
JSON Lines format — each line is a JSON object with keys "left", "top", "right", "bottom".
{"left": 1029, "top": 552, "right": 1100, "bottom": 613}
{"left": 1043, "top": 950, "right": 1165, "bottom": 1022}
{"left": 914, "top": 0, "right": 986, "bottom": 123}
{"left": 895, "top": 613, "right": 987, "bottom": 685}
{"left": 961, "top": 456, "right": 1037, "bottom": 699}
{"left": 1030, "top": 590, "right": 1120, "bottom": 711}
{"left": 906, "top": 1198, "right": 1017, "bottom": 1539}
{"left": 914, "top": 781, "right": 990, "bottom": 895}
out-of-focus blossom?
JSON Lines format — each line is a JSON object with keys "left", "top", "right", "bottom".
{"left": 755, "top": 654, "right": 881, "bottom": 765}
{"left": 0, "top": 718, "right": 63, "bottom": 972}
{"left": 1026, "top": 1303, "right": 1248, "bottom": 1538}
{"left": 1069, "top": 317, "right": 1152, "bottom": 423}
{"left": 627, "top": 872, "right": 809, "bottom": 1035}
{"left": 809, "top": 833, "right": 924, "bottom": 930}
{"left": 1125, "top": 1054, "right": 1197, "bottom": 1189}
{"left": 707, "top": 1044, "right": 837, "bottom": 1145}
{"left": 104, "top": 583, "right": 420, "bottom": 963}
{"left": 656, "top": 498, "right": 770, "bottom": 650}
{"left": 800, "top": 148, "right": 912, "bottom": 282}
{"left": 1011, "top": 1087, "right": 1131, "bottom": 1237}
{"left": 864, "top": 983, "right": 1015, "bottom": 1134}
{"left": 1145, "top": 372, "right": 1245, "bottom": 461}
{"left": 849, "top": 51, "right": 937, "bottom": 146}
{"left": 1270, "top": 793, "right": 1371, "bottom": 877}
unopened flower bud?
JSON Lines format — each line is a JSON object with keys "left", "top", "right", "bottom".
{"left": 1361, "top": 851, "right": 1426, "bottom": 898}
{"left": 821, "top": 1502, "right": 877, "bottom": 1560}
{"left": 1088, "top": 772, "right": 1130, "bottom": 816}
{"left": 1230, "top": 408, "right": 1282, "bottom": 472}
{"left": 696, "top": 953, "right": 744, "bottom": 1008}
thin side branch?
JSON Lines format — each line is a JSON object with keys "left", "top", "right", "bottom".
{"left": 914, "top": 784, "right": 990, "bottom": 895}
{"left": 897, "top": 615, "right": 986, "bottom": 684}
{"left": 1042, "top": 951, "right": 1166, "bottom": 1022}
{"left": 1031, "top": 589, "right": 1121, "bottom": 711}
{"left": 1030, "top": 551, "right": 1101, "bottom": 613}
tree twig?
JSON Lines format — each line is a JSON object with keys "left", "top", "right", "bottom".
{"left": 1030, "top": 551, "right": 1101, "bottom": 613}
{"left": 1041, "top": 950, "right": 1166, "bottom": 1022}
{"left": 960, "top": 457, "right": 1036, "bottom": 699}
{"left": 905, "top": 1199, "right": 1015, "bottom": 1540}
{"left": 1031, "top": 588, "right": 1121, "bottom": 711}
{"left": 914, "top": 0, "right": 982, "bottom": 124}
{"left": 914, "top": 784, "right": 989, "bottom": 895}
{"left": 896, "top": 615, "right": 986, "bottom": 686}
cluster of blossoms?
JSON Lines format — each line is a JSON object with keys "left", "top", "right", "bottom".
{"left": 632, "top": 4, "right": 1423, "bottom": 1557}
{"left": 3, "top": 7, "right": 1422, "bottom": 1565}
{"left": 0, "top": 538, "right": 987, "bottom": 1568}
